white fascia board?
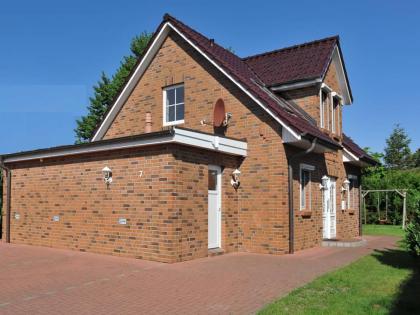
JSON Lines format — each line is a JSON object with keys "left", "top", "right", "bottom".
{"left": 91, "top": 24, "right": 171, "bottom": 141}
{"left": 173, "top": 128, "right": 247, "bottom": 156}
{"left": 92, "top": 21, "right": 301, "bottom": 142}
{"left": 3, "top": 135, "right": 174, "bottom": 164}
{"left": 270, "top": 78, "right": 322, "bottom": 92}
{"left": 331, "top": 46, "right": 352, "bottom": 105}
{"left": 4, "top": 129, "right": 247, "bottom": 163}
{"left": 343, "top": 147, "right": 359, "bottom": 162}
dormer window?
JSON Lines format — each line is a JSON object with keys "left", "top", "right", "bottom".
{"left": 320, "top": 84, "right": 332, "bottom": 129}
{"left": 320, "top": 90, "right": 327, "bottom": 128}
{"left": 163, "top": 84, "right": 184, "bottom": 126}
{"left": 332, "top": 95, "right": 341, "bottom": 135}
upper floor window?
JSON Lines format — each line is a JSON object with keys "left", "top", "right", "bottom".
{"left": 320, "top": 90, "right": 328, "bottom": 128}
{"left": 163, "top": 84, "right": 184, "bottom": 126}
{"left": 300, "top": 164, "right": 315, "bottom": 211}
{"left": 332, "top": 95, "right": 341, "bottom": 135}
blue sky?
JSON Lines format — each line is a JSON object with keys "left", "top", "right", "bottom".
{"left": 1, "top": 0, "right": 419, "bottom": 154}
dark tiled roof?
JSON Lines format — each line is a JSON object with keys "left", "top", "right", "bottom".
{"left": 342, "top": 134, "right": 378, "bottom": 165}
{"left": 164, "top": 14, "right": 340, "bottom": 148}
{"left": 243, "top": 36, "right": 338, "bottom": 87}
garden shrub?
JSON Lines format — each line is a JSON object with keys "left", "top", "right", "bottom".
{"left": 405, "top": 209, "right": 420, "bottom": 256}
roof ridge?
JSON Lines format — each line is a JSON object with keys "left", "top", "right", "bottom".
{"left": 242, "top": 35, "right": 339, "bottom": 61}
{"left": 162, "top": 13, "right": 266, "bottom": 84}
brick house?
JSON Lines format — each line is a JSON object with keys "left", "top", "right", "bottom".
{"left": 0, "top": 14, "right": 376, "bottom": 263}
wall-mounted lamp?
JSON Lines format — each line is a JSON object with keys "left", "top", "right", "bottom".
{"left": 320, "top": 175, "right": 329, "bottom": 190}
{"left": 342, "top": 179, "right": 350, "bottom": 192}
{"left": 231, "top": 169, "right": 241, "bottom": 189}
{"left": 223, "top": 112, "right": 233, "bottom": 127}
{"left": 102, "top": 166, "right": 113, "bottom": 185}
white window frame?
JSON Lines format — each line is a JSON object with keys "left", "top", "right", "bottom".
{"left": 348, "top": 174, "right": 358, "bottom": 209}
{"left": 319, "top": 89, "right": 325, "bottom": 128}
{"left": 300, "top": 164, "right": 315, "bottom": 211}
{"left": 331, "top": 93, "right": 342, "bottom": 135}
{"left": 331, "top": 94, "right": 335, "bottom": 133}
{"left": 320, "top": 84, "right": 332, "bottom": 130}
{"left": 163, "top": 84, "right": 185, "bottom": 126}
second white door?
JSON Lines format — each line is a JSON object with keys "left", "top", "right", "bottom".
{"left": 322, "top": 177, "right": 337, "bottom": 239}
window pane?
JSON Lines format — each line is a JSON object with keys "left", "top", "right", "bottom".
{"left": 176, "top": 103, "right": 184, "bottom": 121}
{"left": 166, "top": 88, "right": 175, "bottom": 105}
{"left": 167, "top": 105, "right": 175, "bottom": 122}
{"left": 208, "top": 170, "right": 217, "bottom": 190}
{"left": 176, "top": 86, "right": 184, "bottom": 104}
{"left": 301, "top": 170, "right": 310, "bottom": 209}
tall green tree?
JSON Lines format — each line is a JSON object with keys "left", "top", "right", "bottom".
{"left": 384, "top": 124, "right": 412, "bottom": 169}
{"left": 75, "top": 31, "right": 153, "bottom": 143}
{"left": 412, "top": 148, "right": 420, "bottom": 168}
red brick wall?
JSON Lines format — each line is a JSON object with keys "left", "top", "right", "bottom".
{"left": 2, "top": 147, "right": 180, "bottom": 262}
{"left": 1, "top": 31, "right": 361, "bottom": 261}
{"left": 103, "top": 31, "right": 291, "bottom": 255}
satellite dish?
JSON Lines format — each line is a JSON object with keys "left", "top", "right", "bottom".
{"left": 213, "top": 98, "right": 226, "bottom": 127}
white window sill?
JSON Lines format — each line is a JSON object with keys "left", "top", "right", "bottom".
{"left": 163, "top": 120, "right": 185, "bottom": 127}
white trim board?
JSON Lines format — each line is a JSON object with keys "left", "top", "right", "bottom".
{"left": 91, "top": 21, "right": 302, "bottom": 143}
{"left": 343, "top": 147, "right": 369, "bottom": 167}
{"left": 3, "top": 128, "right": 247, "bottom": 164}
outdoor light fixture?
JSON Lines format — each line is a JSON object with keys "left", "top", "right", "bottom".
{"left": 223, "top": 112, "right": 233, "bottom": 127}
{"left": 102, "top": 166, "right": 113, "bottom": 185}
{"left": 320, "top": 175, "right": 329, "bottom": 190}
{"left": 231, "top": 169, "right": 241, "bottom": 189}
{"left": 342, "top": 178, "right": 350, "bottom": 192}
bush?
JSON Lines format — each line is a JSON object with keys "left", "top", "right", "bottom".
{"left": 405, "top": 209, "right": 420, "bottom": 256}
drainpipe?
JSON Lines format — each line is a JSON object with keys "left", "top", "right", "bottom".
{"left": 287, "top": 137, "right": 317, "bottom": 254}
{"left": 0, "top": 158, "right": 11, "bottom": 243}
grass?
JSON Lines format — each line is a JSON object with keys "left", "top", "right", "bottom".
{"left": 259, "top": 226, "right": 419, "bottom": 315}
{"left": 363, "top": 224, "right": 405, "bottom": 237}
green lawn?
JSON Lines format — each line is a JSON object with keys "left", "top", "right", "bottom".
{"left": 259, "top": 226, "right": 419, "bottom": 315}
{"left": 363, "top": 224, "right": 405, "bottom": 237}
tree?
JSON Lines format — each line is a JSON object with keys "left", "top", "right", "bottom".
{"left": 75, "top": 31, "right": 153, "bottom": 143}
{"left": 413, "top": 148, "right": 420, "bottom": 168}
{"left": 384, "top": 124, "right": 412, "bottom": 169}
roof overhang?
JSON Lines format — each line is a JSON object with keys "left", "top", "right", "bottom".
{"left": 269, "top": 45, "right": 352, "bottom": 105}
{"left": 1, "top": 128, "right": 247, "bottom": 164}
{"left": 343, "top": 147, "right": 371, "bottom": 167}
{"left": 282, "top": 128, "right": 338, "bottom": 153}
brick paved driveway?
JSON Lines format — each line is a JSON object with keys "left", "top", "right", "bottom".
{"left": 0, "top": 236, "right": 398, "bottom": 314}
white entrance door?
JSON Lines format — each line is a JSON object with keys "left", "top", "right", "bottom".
{"left": 208, "top": 165, "right": 222, "bottom": 249}
{"left": 323, "top": 177, "right": 337, "bottom": 239}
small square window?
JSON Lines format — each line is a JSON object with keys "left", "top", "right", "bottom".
{"left": 163, "top": 85, "right": 184, "bottom": 126}
{"left": 208, "top": 170, "right": 218, "bottom": 191}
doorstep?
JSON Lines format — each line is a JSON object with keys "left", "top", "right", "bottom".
{"left": 208, "top": 248, "right": 225, "bottom": 257}
{"left": 322, "top": 238, "right": 367, "bottom": 248}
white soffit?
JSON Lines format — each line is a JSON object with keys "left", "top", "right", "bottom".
{"left": 331, "top": 46, "right": 352, "bottom": 105}
{"left": 343, "top": 147, "right": 369, "bottom": 167}
{"left": 3, "top": 128, "right": 247, "bottom": 164}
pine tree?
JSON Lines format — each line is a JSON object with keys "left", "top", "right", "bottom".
{"left": 384, "top": 124, "right": 413, "bottom": 169}
{"left": 75, "top": 32, "right": 153, "bottom": 143}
